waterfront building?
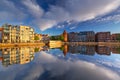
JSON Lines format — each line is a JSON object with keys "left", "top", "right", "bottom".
{"left": 0, "top": 27, "right": 3, "bottom": 43}
{"left": 68, "top": 32, "right": 78, "bottom": 42}
{"left": 68, "top": 31, "right": 95, "bottom": 42}
{"left": 95, "top": 32, "right": 111, "bottom": 42}
{"left": 79, "top": 31, "right": 95, "bottom": 42}
{"left": 2, "top": 24, "right": 11, "bottom": 43}
{"left": 1, "top": 24, "right": 34, "bottom": 43}
{"left": 111, "top": 33, "right": 120, "bottom": 42}
{"left": 19, "top": 25, "right": 34, "bottom": 43}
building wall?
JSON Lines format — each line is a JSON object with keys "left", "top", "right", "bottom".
{"left": 19, "top": 26, "right": 31, "bottom": 43}
{"left": 68, "top": 31, "right": 95, "bottom": 42}
{"left": 111, "top": 34, "right": 120, "bottom": 42}
{"left": 95, "top": 32, "right": 111, "bottom": 42}
{"left": 0, "top": 28, "right": 3, "bottom": 43}
{"left": 1, "top": 24, "right": 35, "bottom": 43}
{"left": 2, "top": 24, "right": 12, "bottom": 43}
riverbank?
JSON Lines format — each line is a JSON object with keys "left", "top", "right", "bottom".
{"left": 1, "top": 42, "right": 120, "bottom": 47}
{"left": 0, "top": 43, "right": 45, "bottom": 47}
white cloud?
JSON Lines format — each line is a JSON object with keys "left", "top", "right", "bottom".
{"left": 70, "top": 26, "right": 76, "bottom": 30}
{"left": 22, "top": 0, "right": 44, "bottom": 18}
{"left": 0, "top": 0, "right": 120, "bottom": 31}
{"left": 0, "top": 0, "right": 26, "bottom": 22}
{"left": 34, "top": 0, "right": 120, "bottom": 31}
{"left": 97, "top": 14, "right": 120, "bottom": 24}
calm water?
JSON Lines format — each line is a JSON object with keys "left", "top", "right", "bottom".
{"left": 0, "top": 45, "right": 120, "bottom": 80}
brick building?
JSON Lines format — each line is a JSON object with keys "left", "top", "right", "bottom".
{"left": 68, "top": 31, "right": 95, "bottom": 42}
{"left": 111, "top": 33, "right": 120, "bottom": 42}
{"left": 95, "top": 32, "right": 111, "bottom": 42}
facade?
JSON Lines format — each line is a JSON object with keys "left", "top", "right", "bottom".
{"left": 0, "top": 28, "right": 3, "bottom": 43}
{"left": 1, "top": 24, "right": 34, "bottom": 43}
{"left": 68, "top": 32, "right": 78, "bottom": 42}
{"left": 111, "top": 33, "right": 120, "bottom": 42}
{"left": 63, "top": 30, "right": 68, "bottom": 42}
{"left": 2, "top": 24, "right": 11, "bottom": 43}
{"left": 68, "top": 31, "right": 95, "bottom": 42}
{"left": 95, "top": 32, "right": 111, "bottom": 42}
{"left": 19, "top": 25, "right": 34, "bottom": 43}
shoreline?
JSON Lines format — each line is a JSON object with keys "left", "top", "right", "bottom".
{"left": 0, "top": 42, "right": 120, "bottom": 47}
{"left": 0, "top": 43, "right": 45, "bottom": 47}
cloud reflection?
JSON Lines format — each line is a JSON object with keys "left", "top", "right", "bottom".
{"left": 0, "top": 51, "right": 120, "bottom": 80}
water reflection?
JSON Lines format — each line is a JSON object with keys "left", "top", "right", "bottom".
{"left": 0, "top": 46, "right": 49, "bottom": 67}
{"left": 0, "top": 45, "right": 120, "bottom": 67}
{"left": 0, "top": 45, "right": 120, "bottom": 80}
{"left": 61, "top": 44, "right": 120, "bottom": 56}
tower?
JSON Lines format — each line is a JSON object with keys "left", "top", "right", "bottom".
{"left": 63, "top": 30, "right": 68, "bottom": 42}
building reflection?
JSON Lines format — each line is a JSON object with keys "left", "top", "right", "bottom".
{"left": 0, "top": 46, "right": 49, "bottom": 67}
{"left": 68, "top": 45, "right": 95, "bottom": 56}
{"left": 111, "top": 46, "right": 120, "bottom": 54}
{"left": 61, "top": 44, "right": 120, "bottom": 56}
{"left": 95, "top": 46, "right": 111, "bottom": 55}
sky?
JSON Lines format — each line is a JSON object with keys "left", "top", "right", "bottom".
{"left": 0, "top": 0, "right": 120, "bottom": 35}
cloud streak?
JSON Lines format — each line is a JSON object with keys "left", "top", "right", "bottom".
{"left": 20, "top": 0, "right": 120, "bottom": 30}
{"left": 0, "top": 0, "right": 120, "bottom": 31}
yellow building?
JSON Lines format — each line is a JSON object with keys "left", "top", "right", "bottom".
{"left": 2, "top": 24, "right": 12, "bottom": 43}
{"left": 19, "top": 25, "right": 34, "bottom": 43}
{"left": 1, "top": 24, "right": 34, "bottom": 43}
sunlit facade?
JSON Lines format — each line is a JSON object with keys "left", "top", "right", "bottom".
{"left": 19, "top": 25, "right": 34, "bottom": 43}
{"left": 1, "top": 24, "right": 34, "bottom": 43}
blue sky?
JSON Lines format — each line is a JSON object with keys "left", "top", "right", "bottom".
{"left": 0, "top": 0, "right": 120, "bottom": 35}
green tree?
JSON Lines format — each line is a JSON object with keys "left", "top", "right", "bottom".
{"left": 116, "top": 34, "right": 120, "bottom": 41}
{"left": 34, "top": 36, "right": 39, "bottom": 40}
{"left": 60, "top": 35, "right": 64, "bottom": 41}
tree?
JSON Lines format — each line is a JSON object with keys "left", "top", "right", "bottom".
{"left": 116, "top": 34, "right": 120, "bottom": 41}
{"left": 34, "top": 36, "right": 39, "bottom": 40}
